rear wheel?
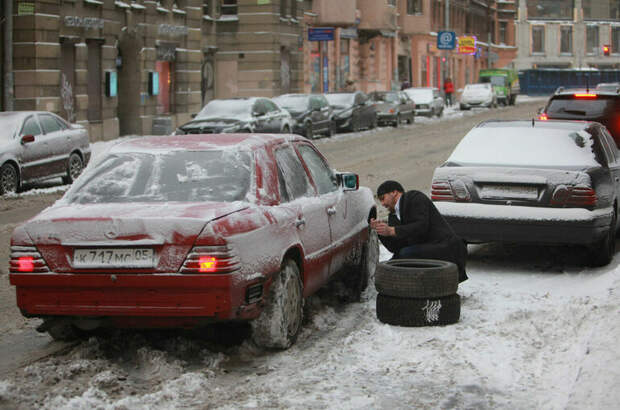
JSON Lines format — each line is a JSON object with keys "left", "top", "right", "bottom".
{"left": 251, "top": 259, "right": 303, "bottom": 349}
{"left": 343, "top": 228, "right": 379, "bottom": 302}
{"left": 0, "top": 163, "right": 19, "bottom": 195}
{"left": 393, "top": 114, "right": 400, "bottom": 128}
{"left": 304, "top": 122, "right": 314, "bottom": 139}
{"left": 328, "top": 120, "right": 337, "bottom": 136}
{"left": 62, "top": 153, "right": 83, "bottom": 185}
{"left": 588, "top": 212, "right": 617, "bottom": 267}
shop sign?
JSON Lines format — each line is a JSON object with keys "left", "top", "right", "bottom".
{"left": 257, "top": 0, "right": 270, "bottom": 3}
{"left": 158, "top": 24, "right": 189, "bottom": 37}
{"left": 340, "top": 28, "right": 358, "bottom": 39}
{"left": 458, "top": 36, "right": 477, "bottom": 54}
{"left": 308, "top": 27, "right": 334, "bottom": 41}
{"left": 437, "top": 31, "right": 456, "bottom": 50}
{"left": 380, "top": 30, "right": 396, "bottom": 38}
{"left": 18, "top": 2, "right": 34, "bottom": 15}
{"left": 64, "top": 16, "right": 104, "bottom": 29}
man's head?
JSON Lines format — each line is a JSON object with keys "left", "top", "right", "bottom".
{"left": 376, "top": 180, "right": 404, "bottom": 212}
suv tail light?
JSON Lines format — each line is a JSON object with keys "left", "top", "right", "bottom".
{"left": 538, "top": 113, "right": 548, "bottom": 120}
{"left": 431, "top": 180, "right": 471, "bottom": 202}
{"left": 179, "top": 245, "right": 240, "bottom": 274}
{"left": 551, "top": 185, "right": 597, "bottom": 207}
{"left": 574, "top": 93, "right": 597, "bottom": 98}
{"left": 9, "top": 246, "right": 50, "bottom": 273}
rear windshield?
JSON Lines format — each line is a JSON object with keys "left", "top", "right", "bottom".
{"left": 547, "top": 98, "right": 611, "bottom": 117}
{"left": 447, "top": 127, "right": 600, "bottom": 169}
{"left": 67, "top": 150, "right": 253, "bottom": 204}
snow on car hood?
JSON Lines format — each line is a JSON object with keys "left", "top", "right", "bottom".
{"left": 25, "top": 202, "right": 249, "bottom": 245}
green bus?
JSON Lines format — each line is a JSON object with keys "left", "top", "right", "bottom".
{"left": 478, "top": 68, "right": 520, "bottom": 106}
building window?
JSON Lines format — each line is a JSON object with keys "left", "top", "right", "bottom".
{"left": 280, "top": 0, "right": 286, "bottom": 16}
{"left": 587, "top": 25, "right": 599, "bottom": 55}
{"left": 527, "top": 0, "right": 573, "bottom": 19}
{"left": 499, "top": 22, "right": 507, "bottom": 44}
{"left": 583, "top": 0, "right": 620, "bottom": 20}
{"left": 281, "top": 0, "right": 296, "bottom": 18}
{"left": 221, "top": 0, "right": 237, "bottom": 16}
{"left": 613, "top": 27, "right": 620, "bottom": 54}
{"left": 532, "top": 26, "right": 545, "bottom": 54}
{"left": 560, "top": 26, "right": 573, "bottom": 54}
{"left": 291, "top": 0, "right": 296, "bottom": 19}
{"left": 407, "top": 0, "right": 422, "bottom": 14}
{"left": 340, "top": 39, "right": 350, "bottom": 90}
{"left": 204, "top": 0, "right": 211, "bottom": 17}
{"left": 387, "top": 0, "right": 396, "bottom": 6}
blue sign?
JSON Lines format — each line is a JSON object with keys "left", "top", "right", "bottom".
{"left": 437, "top": 31, "right": 456, "bottom": 50}
{"left": 308, "top": 27, "right": 334, "bottom": 41}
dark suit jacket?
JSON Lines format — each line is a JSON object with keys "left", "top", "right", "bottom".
{"left": 378, "top": 190, "right": 468, "bottom": 282}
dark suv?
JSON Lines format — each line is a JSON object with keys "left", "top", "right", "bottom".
{"left": 540, "top": 88, "right": 620, "bottom": 147}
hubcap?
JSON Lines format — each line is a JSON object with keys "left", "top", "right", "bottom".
{"left": 1, "top": 166, "right": 17, "bottom": 193}
{"left": 283, "top": 265, "right": 302, "bottom": 337}
{"left": 69, "top": 155, "right": 82, "bottom": 180}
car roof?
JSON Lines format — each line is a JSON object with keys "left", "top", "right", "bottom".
{"left": 552, "top": 87, "right": 620, "bottom": 97}
{"left": 476, "top": 119, "right": 594, "bottom": 131}
{"left": 111, "top": 133, "right": 308, "bottom": 153}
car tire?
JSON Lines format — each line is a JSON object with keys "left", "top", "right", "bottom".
{"left": 393, "top": 114, "right": 400, "bottom": 128}
{"left": 588, "top": 212, "right": 617, "bottom": 267}
{"left": 343, "top": 228, "right": 379, "bottom": 302}
{"left": 375, "top": 259, "right": 458, "bottom": 298}
{"left": 304, "top": 122, "right": 314, "bottom": 139}
{"left": 328, "top": 120, "right": 337, "bottom": 137}
{"left": 282, "top": 125, "right": 291, "bottom": 134}
{"left": 251, "top": 259, "right": 303, "bottom": 349}
{"left": 376, "top": 293, "right": 460, "bottom": 327}
{"left": 0, "top": 163, "right": 19, "bottom": 195}
{"left": 45, "top": 320, "right": 82, "bottom": 341}
{"left": 351, "top": 117, "right": 360, "bottom": 132}
{"left": 62, "top": 153, "right": 83, "bottom": 185}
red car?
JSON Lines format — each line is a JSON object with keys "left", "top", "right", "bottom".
{"left": 9, "top": 134, "right": 378, "bottom": 349}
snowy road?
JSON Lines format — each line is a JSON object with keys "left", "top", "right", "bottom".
{"left": 2, "top": 98, "right": 620, "bottom": 409}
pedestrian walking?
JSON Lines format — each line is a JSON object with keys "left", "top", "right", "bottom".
{"left": 443, "top": 77, "right": 454, "bottom": 106}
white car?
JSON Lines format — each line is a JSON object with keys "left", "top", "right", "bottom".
{"left": 403, "top": 87, "right": 445, "bottom": 117}
{"left": 459, "top": 83, "right": 497, "bottom": 110}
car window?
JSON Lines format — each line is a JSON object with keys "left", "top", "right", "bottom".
{"left": 274, "top": 145, "right": 312, "bottom": 200}
{"left": 21, "top": 116, "right": 42, "bottom": 136}
{"left": 263, "top": 99, "right": 279, "bottom": 113}
{"left": 54, "top": 116, "right": 69, "bottom": 130}
{"left": 309, "top": 96, "right": 322, "bottom": 110}
{"left": 598, "top": 127, "right": 618, "bottom": 164}
{"left": 39, "top": 114, "right": 62, "bottom": 133}
{"left": 296, "top": 143, "right": 337, "bottom": 195}
{"left": 547, "top": 98, "right": 610, "bottom": 117}
{"left": 253, "top": 100, "right": 266, "bottom": 115}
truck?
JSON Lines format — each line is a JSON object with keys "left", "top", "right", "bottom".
{"left": 478, "top": 68, "right": 519, "bottom": 106}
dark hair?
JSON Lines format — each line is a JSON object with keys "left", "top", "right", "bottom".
{"left": 377, "top": 180, "right": 404, "bottom": 197}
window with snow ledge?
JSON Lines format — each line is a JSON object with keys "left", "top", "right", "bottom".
{"left": 115, "top": 1, "right": 131, "bottom": 8}
{"left": 220, "top": 0, "right": 237, "bottom": 17}
{"left": 218, "top": 14, "right": 239, "bottom": 22}
{"left": 84, "top": 0, "right": 103, "bottom": 6}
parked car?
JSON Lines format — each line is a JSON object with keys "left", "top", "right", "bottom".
{"left": 431, "top": 119, "right": 620, "bottom": 266}
{"left": 325, "top": 91, "right": 377, "bottom": 132}
{"left": 368, "top": 91, "right": 415, "bottom": 127}
{"left": 174, "top": 98, "right": 293, "bottom": 135}
{"left": 539, "top": 87, "right": 620, "bottom": 147}
{"left": 403, "top": 87, "right": 444, "bottom": 117}
{"left": 9, "top": 133, "right": 379, "bottom": 349}
{"left": 0, "top": 111, "right": 91, "bottom": 195}
{"left": 459, "top": 83, "right": 497, "bottom": 110}
{"left": 273, "top": 93, "right": 336, "bottom": 138}
{"left": 595, "top": 82, "right": 620, "bottom": 92}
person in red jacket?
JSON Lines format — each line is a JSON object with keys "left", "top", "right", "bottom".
{"left": 444, "top": 77, "right": 455, "bottom": 106}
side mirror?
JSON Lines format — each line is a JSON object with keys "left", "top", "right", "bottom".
{"left": 191, "top": 113, "right": 197, "bottom": 118}
{"left": 21, "top": 134, "right": 35, "bottom": 144}
{"left": 338, "top": 172, "right": 359, "bottom": 191}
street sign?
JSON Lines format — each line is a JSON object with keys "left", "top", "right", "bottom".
{"left": 308, "top": 28, "right": 334, "bottom": 41}
{"left": 458, "top": 36, "right": 477, "bottom": 54}
{"left": 437, "top": 31, "right": 456, "bottom": 50}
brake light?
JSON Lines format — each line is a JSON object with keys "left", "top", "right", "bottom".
{"left": 551, "top": 185, "right": 597, "bottom": 207}
{"left": 9, "top": 246, "right": 50, "bottom": 273}
{"left": 574, "top": 93, "right": 597, "bottom": 98}
{"left": 180, "top": 245, "right": 240, "bottom": 274}
{"left": 538, "top": 113, "right": 548, "bottom": 120}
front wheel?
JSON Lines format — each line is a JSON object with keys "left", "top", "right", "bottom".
{"left": 343, "top": 228, "right": 379, "bottom": 302}
{"left": 251, "top": 259, "right": 303, "bottom": 349}
{"left": 304, "top": 122, "right": 314, "bottom": 139}
{"left": 0, "top": 163, "right": 19, "bottom": 195}
{"left": 62, "top": 153, "right": 83, "bottom": 185}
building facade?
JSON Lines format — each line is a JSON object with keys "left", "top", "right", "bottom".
{"left": 515, "top": 0, "right": 620, "bottom": 70}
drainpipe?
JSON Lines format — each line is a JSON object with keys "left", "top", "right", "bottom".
{"left": 3, "top": 0, "right": 14, "bottom": 110}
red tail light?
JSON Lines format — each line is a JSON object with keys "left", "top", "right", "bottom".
{"left": 551, "top": 185, "right": 597, "bottom": 207}
{"left": 9, "top": 246, "right": 50, "bottom": 273}
{"left": 538, "top": 113, "right": 548, "bottom": 120}
{"left": 180, "top": 245, "right": 240, "bottom": 274}
{"left": 574, "top": 93, "right": 597, "bottom": 98}
{"left": 431, "top": 180, "right": 471, "bottom": 202}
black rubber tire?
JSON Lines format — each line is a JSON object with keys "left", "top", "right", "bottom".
{"left": 304, "top": 122, "right": 313, "bottom": 139}
{"left": 342, "top": 229, "right": 379, "bottom": 302}
{"left": 0, "top": 163, "right": 19, "bottom": 195}
{"left": 328, "top": 120, "right": 337, "bottom": 136}
{"left": 376, "top": 293, "right": 460, "bottom": 327}
{"left": 46, "top": 321, "right": 82, "bottom": 341}
{"left": 251, "top": 259, "right": 303, "bottom": 349}
{"left": 588, "top": 212, "right": 617, "bottom": 267}
{"left": 375, "top": 259, "right": 458, "bottom": 298}
{"left": 393, "top": 114, "right": 400, "bottom": 128}
{"left": 282, "top": 125, "right": 291, "bottom": 134}
{"left": 62, "top": 152, "right": 83, "bottom": 185}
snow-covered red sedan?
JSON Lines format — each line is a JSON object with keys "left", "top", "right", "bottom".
{"left": 9, "top": 134, "right": 378, "bottom": 349}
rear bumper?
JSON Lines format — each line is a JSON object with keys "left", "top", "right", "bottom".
{"left": 435, "top": 202, "right": 613, "bottom": 245}
{"left": 9, "top": 272, "right": 266, "bottom": 326}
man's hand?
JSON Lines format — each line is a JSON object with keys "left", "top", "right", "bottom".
{"left": 370, "top": 218, "right": 395, "bottom": 237}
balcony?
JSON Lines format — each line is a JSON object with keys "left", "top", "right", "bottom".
{"left": 311, "top": 0, "right": 356, "bottom": 27}
{"left": 357, "top": 0, "right": 398, "bottom": 31}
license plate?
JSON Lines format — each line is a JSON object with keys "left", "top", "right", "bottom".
{"left": 480, "top": 184, "right": 538, "bottom": 200}
{"left": 73, "top": 248, "right": 154, "bottom": 268}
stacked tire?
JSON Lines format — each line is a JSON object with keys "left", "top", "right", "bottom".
{"left": 375, "top": 259, "right": 460, "bottom": 327}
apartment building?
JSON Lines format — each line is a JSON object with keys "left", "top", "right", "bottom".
{"left": 515, "top": 0, "right": 620, "bottom": 70}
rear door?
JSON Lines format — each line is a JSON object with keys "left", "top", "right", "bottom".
{"left": 597, "top": 126, "right": 620, "bottom": 219}
{"left": 19, "top": 115, "right": 50, "bottom": 181}
{"left": 38, "top": 113, "right": 70, "bottom": 174}
{"left": 273, "top": 143, "right": 332, "bottom": 293}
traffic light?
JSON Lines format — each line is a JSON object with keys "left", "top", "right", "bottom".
{"left": 603, "top": 44, "right": 611, "bottom": 56}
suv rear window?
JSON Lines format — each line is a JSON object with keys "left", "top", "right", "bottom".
{"left": 547, "top": 98, "right": 609, "bottom": 117}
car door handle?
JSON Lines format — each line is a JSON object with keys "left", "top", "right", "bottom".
{"left": 295, "top": 218, "right": 306, "bottom": 228}
{"left": 327, "top": 207, "right": 336, "bottom": 216}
